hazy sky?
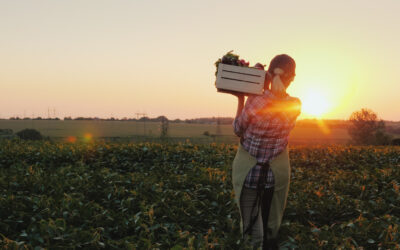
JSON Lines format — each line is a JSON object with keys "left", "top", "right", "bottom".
{"left": 1, "top": 0, "right": 399, "bottom": 120}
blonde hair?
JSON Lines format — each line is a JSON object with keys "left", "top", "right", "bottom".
{"left": 271, "top": 68, "right": 286, "bottom": 95}
{"left": 264, "top": 54, "right": 296, "bottom": 95}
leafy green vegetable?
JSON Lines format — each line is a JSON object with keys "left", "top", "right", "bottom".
{"left": 0, "top": 140, "right": 399, "bottom": 248}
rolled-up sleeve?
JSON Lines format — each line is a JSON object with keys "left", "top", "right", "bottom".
{"left": 233, "top": 110, "right": 249, "bottom": 137}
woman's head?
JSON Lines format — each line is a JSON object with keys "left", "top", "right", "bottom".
{"left": 264, "top": 54, "right": 296, "bottom": 91}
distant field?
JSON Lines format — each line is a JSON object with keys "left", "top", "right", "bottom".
{"left": 0, "top": 120, "right": 352, "bottom": 144}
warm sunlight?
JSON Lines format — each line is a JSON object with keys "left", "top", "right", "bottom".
{"left": 287, "top": 44, "right": 363, "bottom": 120}
{"left": 301, "top": 90, "right": 332, "bottom": 118}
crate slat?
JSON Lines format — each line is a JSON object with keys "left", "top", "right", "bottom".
{"left": 215, "top": 64, "right": 265, "bottom": 95}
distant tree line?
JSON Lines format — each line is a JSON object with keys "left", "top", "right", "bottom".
{"left": 6, "top": 116, "right": 236, "bottom": 124}
{"left": 9, "top": 117, "right": 60, "bottom": 120}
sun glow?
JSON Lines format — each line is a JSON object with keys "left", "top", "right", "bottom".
{"left": 301, "top": 90, "right": 332, "bottom": 118}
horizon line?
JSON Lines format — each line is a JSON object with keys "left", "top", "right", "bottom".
{"left": 2, "top": 116, "right": 400, "bottom": 123}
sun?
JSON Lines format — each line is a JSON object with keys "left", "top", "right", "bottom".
{"left": 301, "top": 90, "right": 331, "bottom": 118}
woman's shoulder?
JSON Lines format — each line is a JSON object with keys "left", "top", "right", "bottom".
{"left": 247, "top": 91, "right": 300, "bottom": 107}
{"left": 246, "top": 92, "right": 273, "bottom": 106}
{"left": 252, "top": 90, "right": 275, "bottom": 101}
{"left": 246, "top": 93, "right": 264, "bottom": 102}
{"left": 259, "top": 90, "right": 300, "bottom": 104}
{"left": 284, "top": 94, "right": 301, "bottom": 104}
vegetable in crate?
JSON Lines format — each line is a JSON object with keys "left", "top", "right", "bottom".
{"left": 253, "top": 62, "right": 265, "bottom": 70}
{"left": 238, "top": 59, "right": 250, "bottom": 67}
{"left": 214, "top": 50, "right": 249, "bottom": 76}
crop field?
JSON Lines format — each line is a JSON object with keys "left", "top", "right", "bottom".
{"left": 0, "top": 139, "right": 399, "bottom": 249}
{"left": 0, "top": 120, "right": 351, "bottom": 145}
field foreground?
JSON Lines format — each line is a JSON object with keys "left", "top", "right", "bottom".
{"left": 0, "top": 140, "right": 399, "bottom": 249}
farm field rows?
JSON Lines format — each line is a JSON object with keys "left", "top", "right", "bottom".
{"left": 0, "top": 140, "right": 399, "bottom": 249}
{"left": 0, "top": 120, "right": 351, "bottom": 145}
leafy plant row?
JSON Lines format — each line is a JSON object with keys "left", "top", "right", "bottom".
{"left": 0, "top": 140, "right": 399, "bottom": 249}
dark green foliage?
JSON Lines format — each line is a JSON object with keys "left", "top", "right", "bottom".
{"left": 348, "top": 109, "right": 392, "bottom": 145}
{"left": 0, "top": 129, "right": 13, "bottom": 135}
{"left": 160, "top": 116, "right": 169, "bottom": 139}
{"left": 16, "top": 129, "right": 43, "bottom": 140}
{"left": 374, "top": 129, "right": 392, "bottom": 145}
{"left": 0, "top": 129, "right": 14, "bottom": 140}
{"left": 392, "top": 138, "right": 400, "bottom": 145}
{"left": 0, "top": 141, "right": 247, "bottom": 249}
{"left": 0, "top": 141, "right": 399, "bottom": 249}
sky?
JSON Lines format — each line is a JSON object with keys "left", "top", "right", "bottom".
{"left": 1, "top": 0, "right": 399, "bottom": 120}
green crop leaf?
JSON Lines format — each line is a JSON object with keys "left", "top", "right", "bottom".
{"left": 0, "top": 141, "right": 399, "bottom": 248}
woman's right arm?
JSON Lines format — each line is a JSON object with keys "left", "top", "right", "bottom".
{"left": 235, "top": 95, "right": 245, "bottom": 118}
{"left": 232, "top": 93, "right": 248, "bottom": 137}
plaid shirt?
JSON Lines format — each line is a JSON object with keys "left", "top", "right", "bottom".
{"left": 233, "top": 90, "right": 301, "bottom": 189}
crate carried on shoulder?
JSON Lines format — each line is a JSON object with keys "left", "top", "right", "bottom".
{"left": 215, "top": 64, "right": 266, "bottom": 95}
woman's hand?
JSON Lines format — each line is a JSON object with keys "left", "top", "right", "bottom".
{"left": 230, "top": 92, "right": 245, "bottom": 99}
{"left": 217, "top": 89, "right": 245, "bottom": 98}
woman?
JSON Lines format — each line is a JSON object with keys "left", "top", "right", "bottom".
{"left": 231, "top": 54, "right": 301, "bottom": 249}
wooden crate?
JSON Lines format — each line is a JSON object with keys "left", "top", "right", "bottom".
{"left": 215, "top": 64, "right": 265, "bottom": 95}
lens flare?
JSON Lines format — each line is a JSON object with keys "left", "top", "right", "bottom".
{"left": 316, "top": 119, "right": 331, "bottom": 135}
{"left": 83, "top": 133, "right": 93, "bottom": 142}
{"left": 66, "top": 136, "right": 77, "bottom": 143}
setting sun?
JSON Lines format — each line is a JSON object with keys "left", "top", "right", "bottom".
{"left": 301, "top": 90, "right": 332, "bottom": 118}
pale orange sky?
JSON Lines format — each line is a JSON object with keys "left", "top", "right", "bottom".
{"left": 1, "top": 0, "right": 399, "bottom": 120}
